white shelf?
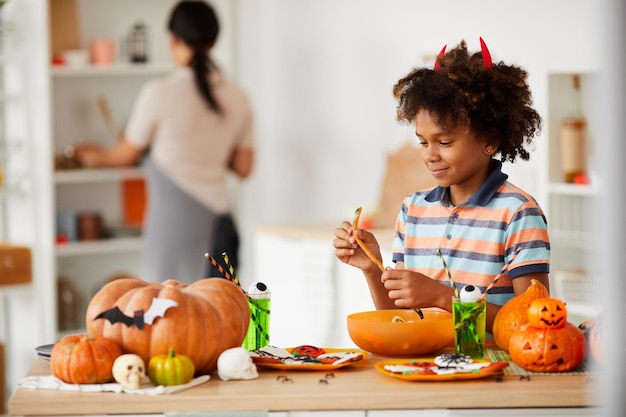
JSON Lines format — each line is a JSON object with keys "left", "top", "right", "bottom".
{"left": 548, "top": 182, "right": 599, "bottom": 196}
{"left": 51, "top": 62, "right": 174, "bottom": 78}
{"left": 54, "top": 167, "right": 144, "bottom": 184}
{"left": 56, "top": 236, "right": 144, "bottom": 257}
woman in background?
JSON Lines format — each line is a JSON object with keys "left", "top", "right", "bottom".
{"left": 74, "top": 0, "right": 254, "bottom": 283}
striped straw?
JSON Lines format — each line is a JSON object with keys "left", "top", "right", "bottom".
{"left": 222, "top": 252, "right": 240, "bottom": 285}
{"left": 205, "top": 253, "right": 267, "bottom": 338}
{"left": 480, "top": 247, "right": 522, "bottom": 301}
{"left": 220, "top": 252, "right": 270, "bottom": 344}
{"left": 437, "top": 248, "right": 459, "bottom": 298}
{"left": 204, "top": 252, "right": 232, "bottom": 280}
{"left": 205, "top": 252, "right": 249, "bottom": 297}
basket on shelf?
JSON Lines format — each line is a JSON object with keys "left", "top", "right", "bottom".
{"left": 551, "top": 270, "right": 601, "bottom": 318}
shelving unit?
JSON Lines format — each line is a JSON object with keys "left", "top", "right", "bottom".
{"left": 50, "top": 62, "right": 174, "bottom": 77}
{"left": 545, "top": 72, "right": 601, "bottom": 323}
{"left": 51, "top": 67, "right": 157, "bottom": 335}
{"left": 46, "top": 0, "right": 238, "bottom": 339}
{"left": 54, "top": 167, "right": 144, "bottom": 184}
{"left": 47, "top": 0, "right": 185, "bottom": 337}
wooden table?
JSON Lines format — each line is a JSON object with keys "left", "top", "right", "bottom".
{"left": 9, "top": 352, "right": 599, "bottom": 416}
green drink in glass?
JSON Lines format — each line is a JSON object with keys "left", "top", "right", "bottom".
{"left": 243, "top": 283, "right": 271, "bottom": 350}
{"left": 452, "top": 285, "right": 486, "bottom": 359}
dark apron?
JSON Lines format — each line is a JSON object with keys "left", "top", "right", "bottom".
{"left": 142, "top": 156, "right": 239, "bottom": 283}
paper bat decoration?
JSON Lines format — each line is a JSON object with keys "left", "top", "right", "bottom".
{"left": 94, "top": 297, "right": 178, "bottom": 329}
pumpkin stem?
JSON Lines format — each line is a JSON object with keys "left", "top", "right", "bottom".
{"left": 168, "top": 348, "right": 176, "bottom": 358}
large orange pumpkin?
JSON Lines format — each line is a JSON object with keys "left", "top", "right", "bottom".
{"left": 50, "top": 334, "right": 122, "bottom": 384}
{"left": 85, "top": 277, "right": 250, "bottom": 375}
{"left": 508, "top": 298, "right": 586, "bottom": 372}
{"left": 492, "top": 278, "right": 550, "bottom": 352}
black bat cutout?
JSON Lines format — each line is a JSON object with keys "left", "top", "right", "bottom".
{"left": 94, "top": 297, "right": 178, "bottom": 329}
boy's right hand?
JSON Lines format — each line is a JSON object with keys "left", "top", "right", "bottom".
{"left": 333, "top": 221, "right": 383, "bottom": 273}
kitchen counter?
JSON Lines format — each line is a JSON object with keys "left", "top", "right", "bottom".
{"left": 255, "top": 223, "right": 396, "bottom": 247}
{"left": 9, "top": 351, "right": 599, "bottom": 416}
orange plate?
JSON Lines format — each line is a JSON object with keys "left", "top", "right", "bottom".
{"left": 375, "top": 358, "right": 509, "bottom": 381}
{"left": 253, "top": 347, "right": 368, "bottom": 371}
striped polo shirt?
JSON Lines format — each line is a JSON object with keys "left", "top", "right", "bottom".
{"left": 391, "top": 160, "right": 550, "bottom": 306}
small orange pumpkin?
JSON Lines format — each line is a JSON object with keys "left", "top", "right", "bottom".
{"left": 509, "top": 298, "right": 587, "bottom": 372}
{"left": 85, "top": 277, "right": 250, "bottom": 375}
{"left": 50, "top": 334, "right": 122, "bottom": 384}
{"left": 527, "top": 298, "right": 567, "bottom": 329}
{"left": 493, "top": 279, "right": 550, "bottom": 352}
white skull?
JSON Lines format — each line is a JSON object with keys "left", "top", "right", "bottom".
{"left": 217, "top": 347, "right": 258, "bottom": 381}
{"left": 112, "top": 354, "right": 146, "bottom": 389}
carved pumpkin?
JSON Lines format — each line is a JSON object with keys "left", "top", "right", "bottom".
{"left": 527, "top": 298, "right": 567, "bottom": 329}
{"left": 509, "top": 298, "right": 587, "bottom": 372}
{"left": 50, "top": 334, "right": 122, "bottom": 384}
{"left": 85, "top": 277, "right": 250, "bottom": 375}
{"left": 493, "top": 279, "right": 550, "bottom": 352}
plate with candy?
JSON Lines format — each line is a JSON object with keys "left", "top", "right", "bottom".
{"left": 250, "top": 345, "right": 368, "bottom": 371}
{"left": 375, "top": 353, "right": 509, "bottom": 381}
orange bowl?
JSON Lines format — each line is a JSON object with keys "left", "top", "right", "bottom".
{"left": 347, "top": 308, "right": 454, "bottom": 357}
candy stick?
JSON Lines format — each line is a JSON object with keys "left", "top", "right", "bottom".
{"left": 353, "top": 207, "right": 424, "bottom": 320}
{"left": 480, "top": 247, "right": 522, "bottom": 301}
{"left": 352, "top": 207, "right": 385, "bottom": 271}
{"left": 437, "top": 248, "right": 459, "bottom": 298}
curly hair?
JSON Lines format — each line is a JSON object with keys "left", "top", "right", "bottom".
{"left": 392, "top": 40, "right": 542, "bottom": 163}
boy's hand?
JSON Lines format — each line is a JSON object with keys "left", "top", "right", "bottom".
{"left": 333, "top": 221, "right": 383, "bottom": 273}
{"left": 382, "top": 268, "right": 452, "bottom": 310}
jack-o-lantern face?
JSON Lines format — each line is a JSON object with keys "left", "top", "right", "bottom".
{"left": 527, "top": 298, "right": 567, "bottom": 329}
{"left": 508, "top": 322, "right": 587, "bottom": 372}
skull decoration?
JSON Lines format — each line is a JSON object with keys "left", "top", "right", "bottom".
{"left": 217, "top": 347, "right": 259, "bottom": 381}
{"left": 112, "top": 353, "right": 146, "bottom": 389}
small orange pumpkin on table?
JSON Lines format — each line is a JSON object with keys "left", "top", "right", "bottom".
{"left": 50, "top": 334, "right": 122, "bottom": 384}
{"left": 85, "top": 277, "right": 250, "bottom": 375}
{"left": 508, "top": 297, "right": 587, "bottom": 372}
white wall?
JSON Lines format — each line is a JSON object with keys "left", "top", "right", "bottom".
{"left": 232, "top": 0, "right": 601, "bottom": 281}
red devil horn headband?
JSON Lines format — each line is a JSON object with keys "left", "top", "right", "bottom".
{"left": 433, "top": 44, "right": 447, "bottom": 72}
{"left": 433, "top": 38, "right": 493, "bottom": 72}
{"left": 479, "top": 37, "right": 493, "bottom": 70}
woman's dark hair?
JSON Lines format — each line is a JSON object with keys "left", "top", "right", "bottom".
{"left": 168, "top": 0, "right": 221, "bottom": 112}
{"left": 392, "top": 40, "right": 542, "bottom": 163}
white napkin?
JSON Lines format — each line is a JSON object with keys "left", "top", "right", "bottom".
{"left": 18, "top": 374, "right": 209, "bottom": 395}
